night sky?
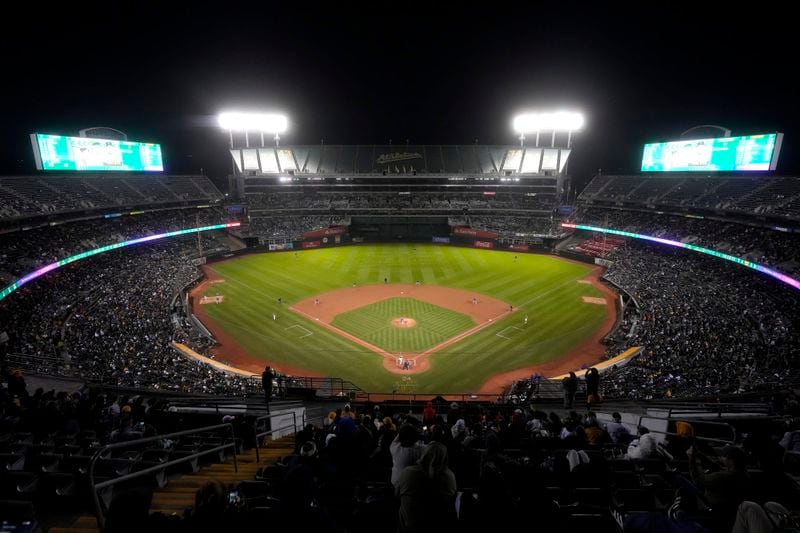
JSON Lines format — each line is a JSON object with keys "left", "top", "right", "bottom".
{"left": 2, "top": 3, "right": 796, "bottom": 193}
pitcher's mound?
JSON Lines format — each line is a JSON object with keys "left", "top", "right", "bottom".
{"left": 391, "top": 317, "right": 417, "bottom": 328}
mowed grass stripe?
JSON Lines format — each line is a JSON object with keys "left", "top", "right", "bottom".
{"left": 205, "top": 244, "right": 608, "bottom": 392}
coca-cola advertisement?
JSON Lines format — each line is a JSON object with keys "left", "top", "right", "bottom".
{"left": 474, "top": 240, "right": 494, "bottom": 249}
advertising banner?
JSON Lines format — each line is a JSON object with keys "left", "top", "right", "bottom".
{"left": 302, "top": 226, "right": 348, "bottom": 239}
{"left": 453, "top": 226, "right": 499, "bottom": 239}
{"left": 474, "top": 240, "right": 494, "bottom": 249}
{"left": 432, "top": 236, "right": 450, "bottom": 243}
{"left": 508, "top": 243, "right": 529, "bottom": 252}
{"left": 301, "top": 240, "right": 321, "bottom": 249}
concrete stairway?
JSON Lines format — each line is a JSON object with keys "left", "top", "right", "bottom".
{"left": 50, "top": 435, "right": 295, "bottom": 532}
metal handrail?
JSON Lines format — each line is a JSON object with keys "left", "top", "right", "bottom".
{"left": 302, "top": 406, "right": 330, "bottom": 428}
{"left": 88, "top": 422, "right": 237, "bottom": 531}
{"left": 637, "top": 415, "right": 736, "bottom": 444}
{"left": 358, "top": 392, "right": 501, "bottom": 402}
{"left": 637, "top": 428, "right": 735, "bottom": 446}
{"left": 253, "top": 411, "right": 298, "bottom": 462}
{"left": 666, "top": 405, "right": 771, "bottom": 418}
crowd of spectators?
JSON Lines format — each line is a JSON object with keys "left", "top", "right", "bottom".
{"left": 467, "top": 215, "right": 561, "bottom": 236}
{"left": 574, "top": 207, "right": 800, "bottom": 275}
{"left": 94, "top": 398, "right": 800, "bottom": 533}
{"left": 0, "top": 208, "right": 232, "bottom": 282}
{"left": 598, "top": 241, "right": 800, "bottom": 399}
{"left": 246, "top": 215, "right": 345, "bottom": 239}
{"left": 0, "top": 175, "right": 222, "bottom": 219}
{"left": 0, "top": 236, "right": 260, "bottom": 395}
{"left": 578, "top": 174, "right": 800, "bottom": 221}
{"left": 4, "top": 360, "right": 800, "bottom": 532}
{"left": 0, "top": 209, "right": 262, "bottom": 395}
{"left": 247, "top": 191, "right": 558, "bottom": 213}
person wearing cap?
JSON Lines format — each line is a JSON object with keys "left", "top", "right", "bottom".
{"left": 664, "top": 420, "right": 695, "bottom": 459}
{"left": 687, "top": 444, "right": 752, "bottom": 529}
{"left": 446, "top": 402, "right": 462, "bottom": 427}
{"left": 282, "top": 441, "right": 320, "bottom": 515}
{"left": 341, "top": 403, "right": 356, "bottom": 419}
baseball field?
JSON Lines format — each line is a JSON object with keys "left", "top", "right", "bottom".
{"left": 192, "top": 244, "right": 615, "bottom": 394}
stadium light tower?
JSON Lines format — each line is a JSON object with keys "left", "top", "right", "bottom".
{"left": 218, "top": 112, "right": 289, "bottom": 175}
{"left": 217, "top": 112, "right": 289, "bottom": 148}
{"left": 512, "top": 111, "right": 585, "bottom": 148}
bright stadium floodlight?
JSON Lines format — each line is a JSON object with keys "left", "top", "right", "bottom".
{"left": 218, "top": 112, "right": 289, "bottom": 149}
{"left": 218, "top": 112, "right": 288, "bottom": 134}
{"left": 512, "top": 111, "right": 585, "bottom": 147}
{"left": 218, "top": 112, "right": 289, "bottom": 174}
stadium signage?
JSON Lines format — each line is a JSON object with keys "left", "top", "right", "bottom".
{"left": 640, "top": 133, "right": 782, "bottom": 172}
{"left": 508, "top": 244, "right": 529, "bottom": 252}
{"left": 31, "top": 133, "right": 164, "bottom": 172}
{"left": 452, "top": 226, "right": 499, "bottom": 239}
{"left": 301, "top": 240, "right": 321, "bottom": 249}
{"left": 432, "top": 236, "right": 450, "bottom": 244}
{"left": 375, "top": 152, "right": 422, "bottom": 165}
{"left": 474, "top": 240, "right": 494, "bottom": 249}
{"left": 376, "top": 152, "right": 422, "bottom": 164}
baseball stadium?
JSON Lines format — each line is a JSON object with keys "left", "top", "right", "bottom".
{"left": 3, "top": 121, "right": 800, "bottom": 530}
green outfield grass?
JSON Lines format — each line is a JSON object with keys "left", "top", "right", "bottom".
{"left": 200, "top": 243, "right": 610, "bottom": 393}
{"left": 332, "top": 297, "right": 475, "bottom": 353}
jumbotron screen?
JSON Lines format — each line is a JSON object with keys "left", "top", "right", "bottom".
{"left": 641, "top": 133, "right": 782, "bottom": 172}
{"left": 31, "top": 133, "right": 164, "bottom": 172}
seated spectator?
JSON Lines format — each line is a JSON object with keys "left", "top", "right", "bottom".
{"left": 686, "top": 445, "right": 752, "bottom": 531}
{"left": 779, "top": 418, "right": 800, "bottom": 452}
{"left": 446, "top": 402, "right": 462, "bottom": 426}
{"left": 605, "top": 412, "right": 632, "bottom": 445}
{"left": 183, "top": 480, "right": 233, "bottom": 532}
{"left": 584, "top": 417, "right": 608, "bottom": 445}
{"left": 395, "top": 441, "right": 457, "bottom": 533}
{"left": 626, "top": 427, "right": 663, "bottom": 460}
{"left": 281, "top": 441, "right": 320, "bottom": 513}
{"left": 110, "top": 417, "right": 144, "bottom": 443}
{"left": 390, "top": 424, "right": 425, "bottom": 486}
{"left": 663, "top": 420, "right": 695, "bottom": 459}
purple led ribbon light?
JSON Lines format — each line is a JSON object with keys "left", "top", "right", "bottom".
{"left": 0, "top": 222, "right": 241, "bottom": 302}
{"left": 561, "top": 223, "right": 800, "bottom": 291}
